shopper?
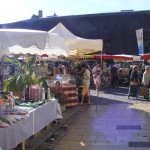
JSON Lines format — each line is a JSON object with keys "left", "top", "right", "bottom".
{"left": 110, "top": 64, "right": 118, "bottom": 87}
{"left": 92, "top": 63, "right": 101, "bottom": 91}
{"left": 141, "top": 66, "right": 150, "bottom": 99}
{"left": 128, "top": 65, "right": 139, "bottom": 98}
{"left": 81, "top": 64, "right": 91, "bottom": 105}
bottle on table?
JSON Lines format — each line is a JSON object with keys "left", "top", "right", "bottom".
{"left": 47, "top": 88, "right": 51, "bottom": 101}
{"left": 41, "top": 88, "right": 45, "bottom": 101}
{"left": 10, "top": 92, "right": 15, "bottom": 109}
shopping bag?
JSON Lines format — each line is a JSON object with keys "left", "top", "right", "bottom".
{"left": 140, "top": 87, "right": 149, "bottom": 97}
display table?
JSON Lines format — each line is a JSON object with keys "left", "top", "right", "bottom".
{"left": 0, "top": 99, "right": 62, "bottom": 150}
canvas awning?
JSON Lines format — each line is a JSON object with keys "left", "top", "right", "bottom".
{"left": 0, "top": 28, "right": 48, "bottom": 49}
{"left": 113, "top": 54, "right": 140, "bottom": 61}
{"left": 48, "top": 23, "right": 103, "bottom": 56}
{"left": 0, "top": 29, "right": 70, "bottom": 58}
{"left": 78, "top": 54, "right": 133, "bottom": 60}
{"left": 140, "top": 53, "right": 150, "bottom": 60}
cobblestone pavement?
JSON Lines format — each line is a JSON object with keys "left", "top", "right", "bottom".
{"left": 16, "top": 87, "right": 150, "bottom": 150}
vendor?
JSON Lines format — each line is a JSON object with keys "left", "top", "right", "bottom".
{"left": 48, "top": 62, "right": 56, "bottom": 76}
{"left": 57, "top": 64, "right": 63, "bottom": 74}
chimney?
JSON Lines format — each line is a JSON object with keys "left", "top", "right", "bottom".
{"left": 38, "top": 10, "right": 43, "bottom": 18}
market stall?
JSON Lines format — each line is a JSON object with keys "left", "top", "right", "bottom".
{"left": 0, "top": 28, "right": 49, "bottom": 91}
{"left": 78, "top": 54, "right": 141, "bottom": 87}
{"left": 48, "top": 22, "right": 103, "bottom": 104}
{"left": 46, "top": 74, "right": 78, "bottom": 108}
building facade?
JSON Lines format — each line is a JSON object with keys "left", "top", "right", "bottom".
{"left": 1, "top": 10, "right": 150, "bottom": 55}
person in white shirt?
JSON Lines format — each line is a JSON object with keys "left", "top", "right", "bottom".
{"left": 81, "top": 64, "right": 91, "bottom": 105}
{"left": 141, "top": 66, "right": 150, "bottom": 99}
{"left": 92, "top": 63, "right": 101, "bottom": 90}
{"left": 142, "top": 66, "right": 150, "bottom": 87}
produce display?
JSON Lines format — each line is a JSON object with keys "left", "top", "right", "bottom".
{"left": 0, "top": 90, "right": 53, "bottom": 128}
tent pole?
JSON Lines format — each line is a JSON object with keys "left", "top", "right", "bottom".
{"left": 96, "top": 50, "right": 102, "bottom": 112}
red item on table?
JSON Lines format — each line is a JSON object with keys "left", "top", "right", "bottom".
{"left": 29, "top": 85, "right": 42, "bottom": 99}
{"left": 0, "top": 100, "right": 4, "bottom": 105}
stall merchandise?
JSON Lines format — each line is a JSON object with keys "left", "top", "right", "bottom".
{"left": 0, "top": 99, "right": 62, "bottom": 150}
{"left": 62, "top": 86, "right": 78, "bottom": 108}
{"left": 47, "top": 74, "right": 78, "bottom": 108}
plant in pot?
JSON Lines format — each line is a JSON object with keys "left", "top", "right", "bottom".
{"left": 50, "top": 87, "right": 68, "bottom": 112}
{"left": 3, "top": 56, "right": 48, "bottom": 99}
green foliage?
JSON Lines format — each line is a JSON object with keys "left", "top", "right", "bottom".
{"left": 4, "top": 56, "right": 48, "bottom": 95}
{"left": 4, "top": 73, "right": 25, "bottom": 93}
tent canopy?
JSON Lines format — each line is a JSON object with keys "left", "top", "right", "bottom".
{"left": 78, "top": 54, "right": 141, "bottom": 61}
{"left": 113, "top": 54, "right": 140, "bottom": 61}
{"left": 48, "top": 23, "right": 103, "bottom": 55}
{"left": 140, "top": 53, "right": 150, "bottom": 60}
{"left": 0, "top": 28, "right": 48, "bottom": 49}
{"left": 0, "top": 29, "right": 70, "bottom": 58}
{"left": 7, "top": 45, "right": 69, "bottom": 57}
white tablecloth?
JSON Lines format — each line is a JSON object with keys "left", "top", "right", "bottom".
{"left": 0, "top": 99, "right": 62, "bottom": 150}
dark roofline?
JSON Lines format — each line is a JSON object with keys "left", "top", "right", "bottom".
{"left": 1, "top": 10, "right": 150, "bottom": 25}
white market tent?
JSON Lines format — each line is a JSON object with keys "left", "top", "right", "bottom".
{"left": 0, "top": 28, "right": 48, "bottom": 49}
{"left": 0, "top": 28, "right": 48, "bottom": 59}
{"left": 7, "top": 37, "right": 69, "bottom": 57}
{"left": 47, "top": 33, "right": 70, "bottom": 56}
{"left": 0, "top": 29, "right": 70, "bottom": 58}
{"left": 1, "top": 24, "right": 103, "bottom": 58}
{"left": 48, "top": 23, "right": 103, "bottom": 56}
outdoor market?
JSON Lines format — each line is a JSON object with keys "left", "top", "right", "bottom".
{"left": 0, "top": 23, "right": 150, "bottom": 150}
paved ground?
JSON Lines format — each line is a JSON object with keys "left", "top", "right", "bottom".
{"left": 17, "top": 87, "right": 150, "bottom": 150}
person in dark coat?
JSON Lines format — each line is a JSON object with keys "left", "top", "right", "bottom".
{"left": 128, "top": 65, "right": 139, "bottom": 98}
{"left": 110, "top": 64, "right": 118, "bottom": 87}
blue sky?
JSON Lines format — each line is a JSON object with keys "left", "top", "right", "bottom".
{"left": 0, "top": 0, "right": 150, "bottom": 24}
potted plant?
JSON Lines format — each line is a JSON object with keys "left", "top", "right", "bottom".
{"left": 50, "top": 87, "right": 68, "bottom": 112}
{"left": 3, "top": 56, "right": 48, "bottom": 98}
